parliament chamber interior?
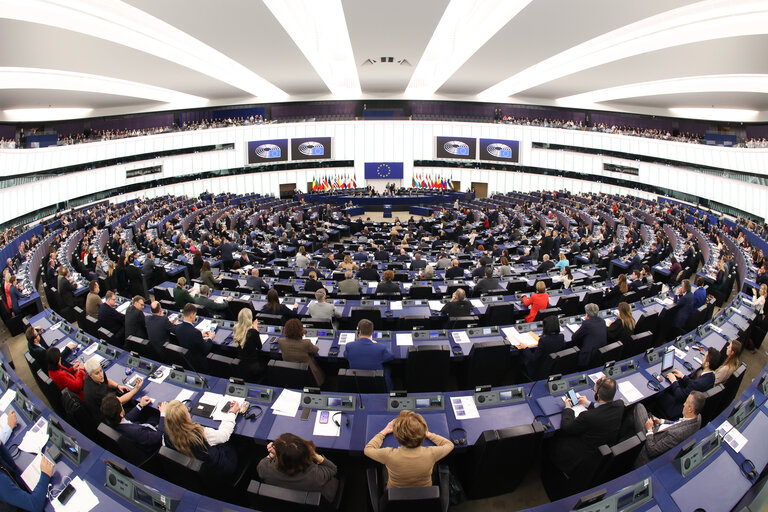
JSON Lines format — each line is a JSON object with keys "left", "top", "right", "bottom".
{"left": 2, "top": 2, "right": 768, "bottom": 512}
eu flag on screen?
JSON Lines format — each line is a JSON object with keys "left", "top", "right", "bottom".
{"left": 364, "top": 162, "right": 404, "bottom": 179}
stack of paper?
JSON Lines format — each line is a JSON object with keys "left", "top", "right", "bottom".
{"left": 0, "top": 389, "right": 16, "bottom": 411}
{"left": 451, "top": 331, "right": 471, "bottom": 344}
{"left": 390, "top": 301, "right": 403, "bottom": 311}
{"left": 19, "top": 418, "right": 49, "bottom": 454}
{"left": 617, "top": 381, "right": 644, "bottom": 403}
{"left": 428, "top": 300, "right": 443, "bottom": 311}
{"left": 338, "top": 333, "right": 356, "bottom": 345}
{"left": 396, "top": 333, "right": 413, "bottom": 346}
{"left": 470, "top": 299, "right": 484, "bottom": 309}
{"left": 501, "top": 327, "right": 539, "bottom": 347}
{"left": 271, "top": 389, "right": 302, "bottom": 417}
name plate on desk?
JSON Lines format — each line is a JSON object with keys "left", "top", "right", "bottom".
{"left": 14, "top": 389, "right": 41, "bottom": 422}
{"left": 97, "top": 342, "right": 118, "bottom": 359}
{"left": 306, "top": 328, "right": 334, "bottom": 338}
{"left": 387, "top": 393, "right": 444, "bottom": 412}
{"left": 226, "top": 379, "right": 273, "bottom": 404}
{"left": 402, "top": 299, "right": 427, "bottom": 306}
{"left": 547, "top": 374, "right": 588, "bottom": 395}
{"left": 517, "top": 321, "right": 543, "bottom": 333}
{"left": 675, "top": 431, "right": 721, "bottom": 477}
{"left": 126, "top": 354, "right": 156, "bottom": 374}
{"left": 603, "top": 360, "right": 638, "bottom": 379}
{"left": 479, "top": 295, "right": 504, "bottom": 303}
{"left": 473, "top": 386, "right": 524, "bottom": 406}
{"left": 728, "top": 395, "right": 757, "bottom": 430}
{"left": 373, "top": 331, "right": 392, "bottom": 341}
{"left": 413, "top": 330, "right": 447, "bottom": 339}
{"left": 105, "top": 460, "right": 179, "bottom": 512}
{"left": 48, "top": 421, "right": 87, "bottom": 466}
{"left": 167, "top": 366, "right": 206, "bottom": 389}
{"left": 300, "top": 391, "right": 355, "bottom": 411}
{"left": 361, "top": 299, "right": 388, "bottom": 306}
{"left": 0, "top": 363, "right": 10, "bottom": 390}
{"left": 332, "top": 299, "right": 347, "bottom": 305}
{"left": 695, "top": 324, "right": 712, "bottom": 338}
{"left": 571, "top": 477, "right": 653, "bottom": 512}
{"left": 212, "top": 319, "right": 235, "bottom": 330}
{"left": 675, "top": 334, "right": 693, "bottom": 351}
{"left": 467, "top": 326, "right": 499, "bottom": 337}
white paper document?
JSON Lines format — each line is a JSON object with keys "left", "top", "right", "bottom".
{"left": 451, "top": 331, "right": 471, "bottom": 344}
{"left": 271, "top": 389, "right": 302, "bottom": 417}
{"left": 0, "top": 389, "right": 16, "bottom": 411}
{"left": 19, "top": 418, "right": 49, "bottom": 454}
{"left": 717, "top": 420, "right": 749, "bottom": 453}
{"left": 396, "top": 333, "right": 413, "bottom": 346}
{"left": 198, "top": 392, "right": 223, "bottom": 406}
{"left": 116, "top": 301, "right": 131, "bottom": 314}
{"left": 470, "top": 299, "right": 484, "bottom": 309}
{"left": 451, "top": 396, "right": 480, "bottom": 420}
{"left": 21, "top": 454, "right": 43, "bottom": 490}
{"left": 673, "top": 347, "right": 688, "bottom": 361}
{"left": 390, "top": 300, "right": 403, "bottom": 311}
{"left": 306, "top": 337, "right": 318, "bottom": 346}
{"left": 428, "top": 300, "right": 443, "bottom": 311}
{"left": 617, "top": 381, "right": 644, "bottom": 403}
{"left": 368, "top": 282, "right": 378, "bottom": 288}
{"left": 312, "top": 410, "right": 341, "bottom": 437}
{"left": 148, "top": 365, "right": 171, "bottom": 383}
{"left": 51, "top": 476, "right": 99, "bottom": 512}
{"left": 82, "top": 343, "right": 99, "bottom": 357}
{"left": 173, "top": 389, "right": 195, "bottom": 403}
{"left": 588, "top": 371, "right": 606, "bottom": 383}
{"left": 338, "top": 333, "right": 356, "bottom": 345}
{"left": 195, "top": 319, "right": 213, "bottom": 332}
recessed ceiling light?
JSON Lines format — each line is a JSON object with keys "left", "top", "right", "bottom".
{"left": 479, "top": 0, "right": 768, "bottom": 99}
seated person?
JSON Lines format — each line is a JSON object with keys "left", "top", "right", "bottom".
{"left": 656, "top": 347, "right": 720, "bottom": 420}
{"left": 536, "top": 254, "right": 555, "bottom": 273}
{"left": 693, "top": 276, "right": 708, "bottom": 308}
{"left": 375, "top": 270, "right": 400, "bottom": 295}
{"left": 516, "top": 315, "right": 565, "bottom": 378}
{"left": 571, "top": 303, "right": 607, "bottom": 369}
{"left": 261, "top": 289, "right": 299, "bottom": 324}
{"left": 257, "top": 433, "right": 339, "bottom": 502}
{"left": 307, "top": 289, "right": 340, "bottom": 322}
{"left": 0, "top": 422, "right": 54, "bottom": 512}
{"left": 245, "top": 268, "right": 269, "bottom": 294}
{"left": 440, "top": 288, "right": 471, "bottom": 318}
{"left": 606, "top": 301, "right": 635, "bottom": 344}
{"left": 176, "top": 303, "right": 214, "bottom": 373}
{"left": 47, "top": 347, "right": 86, "bottom": 400}
{"left": 279, "top": 318, "right": 324, "bottom": 386}
{"left": 100, "top": 394, "right": 166, "bottom": 452}
{"left": 445, "top": 259, "right": 464, "bottom": 279}
{"left": 83, "top": 357, "right": 142, "bottom": 421}
{"left": 125, "top": 295, "right": 148, "bottom": 339}
{"left": 715, "top": 340, "right": 742, "bottom": 385}
{"left": 304, "top": 271, "right": 325, "bottom": 293}
{"left": 474, "top": 268, "right": 500, "bottom": 293}
{"left": 344, "top": 319, "right": 394, "bottom": 387}
{"left": 358, "top": 262, "right": 380, "bottom": 282}
{"left": 364, "top": 410, "right": 454, "bottom": 488}
{"left": 233, "top": 309, "right": 265, "bottom": 382}
{"left": 172, "top": 277, "right": 196, "bottom": 309}
{"left": 26, "top": 325, "right": 75, "bottom": 372}
{"left": 98, "top": 291, "right": 126, "bottom": 341}
{"left": 548, "top": 377, "right": 624, "bottom": 478}
{"left": 521, "top": 281, "right": 549, "bottom": 323}
{"left": 194, "top": 284, "right": 231, "bottom": 315}
{"left": 163, "top": 399, "right": 248, "bottom": 477}
{"left": 85, "top": 280, "right": 103, "bottom": 318}
{"left": 337, "top": 270, "right": 362, "bottom": 295}
{"left": 633, "top": 391, "right": 705, "bottom": 466}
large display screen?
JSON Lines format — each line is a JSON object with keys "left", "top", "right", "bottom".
{"left": 291, "top": 137, "right": 332, "bottom": 160}
{"left": 435, "top": 136, "right": 476, "bottom": 160}
{"left": 247, "top": 139, "right": 288, "bottom": 164}
{"left": 364, "top": 162, "right": 404, "bottom": 179}
{"left": 479, "top": 138, "right": 520, "bottom": 162}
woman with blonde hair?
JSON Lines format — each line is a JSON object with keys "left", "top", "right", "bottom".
{"left": 233, "top": 308, "right": 264, "bottom": 382}
{"left": 173, "top": 276, "right": 196, "bottom": 308}
{"left": 163, "top": 399, "right": 247, "bottom": 476}
{"left": 715, "top": 340, "right": 742, "bottom": 384}
{"left": 607, "top": 302, "right": 635, "bottom": 343}
{"left": 364, "top": 410, "right": 453, "bottom": 488}
{"left": 339, "top": 254, "right": 359, "bottom": 271}
{"left": 421, "top": 264, "right": 435, "bottom": 280}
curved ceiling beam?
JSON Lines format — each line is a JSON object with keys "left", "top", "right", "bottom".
{"left": 479, "top": 0, "right": 768, "bottom": 100}
{"left": 0, "top": 0, "right": 287, "bottom": 100}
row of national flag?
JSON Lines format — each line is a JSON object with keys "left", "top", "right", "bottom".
{"left": 311, "top": 174, "right": 357, "bottom": 191}
{"left": 412, "top": 173, "right": 454, "bottom": 190}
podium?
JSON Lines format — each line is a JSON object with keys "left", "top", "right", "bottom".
{"left": 383, "top": 204, "right": 393, "bottom": 218}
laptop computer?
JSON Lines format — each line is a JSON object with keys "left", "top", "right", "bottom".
{"left": 660, "top": 347, "right": 676, "bottom": 377}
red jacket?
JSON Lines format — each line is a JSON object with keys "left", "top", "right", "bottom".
{"left": 49, "top": 366, "right": 86, "bottom": 400}
{"left": 522, "top": 292, "right": 549, "bottom": 323}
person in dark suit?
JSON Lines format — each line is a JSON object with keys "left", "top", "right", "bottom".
{"left": 516, "top": 315, "right": 565, "bottom": 378}
{"left": 319, "top": 254, "right": 336, "bottom": 270}
{"left": 536, "top": 254, "right": 555, "bottom": 273}
{"left": 304, "top": 271, "right": 325, "bottom": 293}
{"left": 125, "top": 295, "right": 148, "bottom": 340}
{"left": 633, "top": 390, "right": 705, "bottom": 466}
{"left": 549, "top": 377, "right": 624, "bottom": 478}
{"left": 445, "top": 259, "right": 465, "bottom": 279}
{"left": 670, "top": 280, "right": 695, "bottom": 331}
{"left": 194, "top": 285, "right": 231, "bottom": 316}
{"left": 4, "top": 275, "right": 23, "bottom": 316}
{"left": 125, "top": 259, "right": 145, "bottom": 297}
{"left": 540, "top": 229, "right": 554, "bottom": 258}
{"left": 146, "top": 301, "right": 178, "bottom": 358}
{"left": 571, "top": 303, "right": 607, "bottom": 369}
{"left": 375, "top": 270, "right": 400, "bottom": 295}
{"left": 245, "top": 268, "right": 268, "bottom": 294}
{"left": 219, "top": 238, "right": 237, "bottom": 270}
{"left": 441, "top": 288, "right": 472, "bottom": 318}
{"left": 606, "top": 302, "right": 635, "bottom": 344}
{"left": 410, "top": 253, "right": 427, "bottom": 271}
{"left": 656, "top": 347, "right": 719, "bottom": 420}
{"left": 693, "top": 276, "right": 708, "bottom": 308}
{"left": 26, "top": 325, "right": 76, "bottom": 372}
{"left": 261, "top": 289, "right": 299, "bottom": 324}
{"left": 142, "top": 252, "right": 156, "bottom": 281}
{"left": 628, "top": 249, "right": 642, "bottom": 271}
{"left": 474, "top": 268, "right": 499, "bottom": 293}
{"left": 344, "top": 319, "right": 395, "bottom": 388}
{"left": 98, "top": 291, "right": 126, "bottom": 342}
{"left": 57, "top": 266, "right": 77, "bottom": 314}
{"left": 628, "top": 269, "right": 643, "bottom": 291}
{"left": 101, "top": 393, "right": 165, "bottom": 453}
{"left": 358, "top": 262, "right": 380, "bottom": 282}
{"left": 175, "top": 303, "right": 214, "bottom": 373}
{"left": 374, "top": 245, "right": 389, "bottom": 261}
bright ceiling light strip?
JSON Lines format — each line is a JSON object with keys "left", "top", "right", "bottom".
{"left": 263, "top": 0, "right": 360, "bottom": 97}
{"left": 479, "top": 0, "right": 768, "bottom": 99}
{"left": 668, "top": 107, "right": 760, "bottom": 122}
{"left": 0, "top": 0, "right": 286, "bottom": 99}
{"left": 557, "top": 74, "right": 768, "bottom": 106}
{"left": 3, "top": 108, "right": 93, "bottom": 122}
{"left": 0, "top": 67, "right": 208, "bottom": 105}
{"left": 406, "top": 0, "right": 533, "bottom": 97}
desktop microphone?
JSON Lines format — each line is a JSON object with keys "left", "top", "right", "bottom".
{"left": 527, "top": 378, "right": 539, "bottom": 398}
{"left": 352, "top": 369, "right": 364, "bottom": 410}
{"left": 179, "top": 351, "right": 210, "bottom": 390}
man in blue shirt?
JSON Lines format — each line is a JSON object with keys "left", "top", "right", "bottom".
{"left": 693, "top": 277, "right": 708, "bottom": 309}
{"left": 344, "top": 319, "right": 394, "bottom": 388}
